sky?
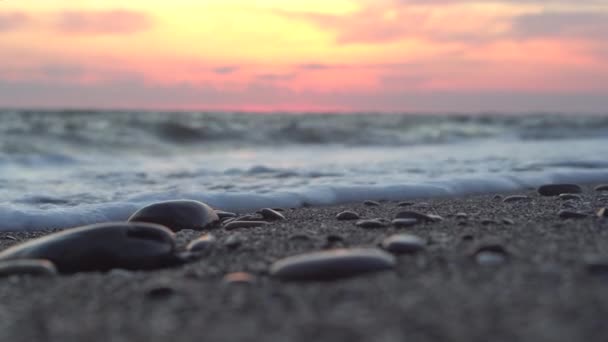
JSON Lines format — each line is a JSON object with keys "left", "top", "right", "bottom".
{"left": 1, "top": 0, "right": 607, "bottom": 112}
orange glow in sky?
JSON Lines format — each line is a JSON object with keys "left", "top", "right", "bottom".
{"left": 1, "top": 0, "right": 607, "bottom": 112}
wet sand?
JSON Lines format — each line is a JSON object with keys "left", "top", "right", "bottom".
{"left": 2, "top": 186, "right": 608, "bottom": 342}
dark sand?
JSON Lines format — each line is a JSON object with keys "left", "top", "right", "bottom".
{"left": 2, "top": 186, "right": 608, "bottom": 342}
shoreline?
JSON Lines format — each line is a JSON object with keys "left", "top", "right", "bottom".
{"left": 2, "top": 185, "right": 608, "bottom": 341}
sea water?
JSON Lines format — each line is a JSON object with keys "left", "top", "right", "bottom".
{"left": 1, "top": 110, "right": 608, "bottom": 231}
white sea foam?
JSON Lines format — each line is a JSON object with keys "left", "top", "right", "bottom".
{"left": 1, "top": 111, "right": 608, "bottom": 231}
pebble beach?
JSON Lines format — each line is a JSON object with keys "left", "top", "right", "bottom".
{"left": 2, "top": 184, "right": 608, "bottom": 342}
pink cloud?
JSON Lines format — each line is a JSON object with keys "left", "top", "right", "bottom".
{"left": 55, "top": 10, "right": 152, "bottom": 35}
{"left": 0, "top": 12, "right": 29, "bottom": 31}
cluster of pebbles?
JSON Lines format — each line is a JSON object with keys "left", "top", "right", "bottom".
{"left": 1, "top": 183, "right": 608, "bottom": 282}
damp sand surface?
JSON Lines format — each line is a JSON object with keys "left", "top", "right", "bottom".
{"left": 2, "top": 186, "right": 608, "bottom": 342}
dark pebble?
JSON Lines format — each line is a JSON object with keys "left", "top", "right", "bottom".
{"left": 381, "top": 234, "right": 425, "bottom": 254}
{"left": 326, "top": 235, "right": 345, "bottom": 244}
{"left": 336, "top": 211, "right": 360, "bottom": 221}
{"left": 363, "top": 200, "right": 381, "bottom": 206}
{"left": 397, "top": 201, "right": 414, "bottom": 207}
{"left": 503, "top": 195, "right": 531, "bottom": 203}
{"left": 145, "top": 285, "right": 176, "bottom": 299}
{"left": 355, "top": 219, "right": 389, "bottom": 229}
{"left": 186, "top": 234, "right": 217, "bottom": 252}
{"left": 594, "top": 184, "right": 608, "bottom": 192}
{"left": 493, "top": 195, "right": 503, "bottom": 200}
{"left": 224, "top": 221, "right": 269, "bottom": 231}
{"left": 391, "top": 218, "right": 418, "bottom": 228}
{"left": 538, "top": 184, "right": 582, "bottom": 196}
{"left": 559, "top": 193, "right": 582, "bottom": 201}
{"left": 0, "top": 223, "right": 181, "bottom": 274}
{"left": 585, "top": 256, "right": 608, "bottom": 275}
{"left": 481, "top": 219, "right": 498, "bottom": 225}
{"left": 558, "top": 210, "right": 587, "bottom": 219}
{"left": 270, "top": 248, "right": 395, "bottom": 281}
{"left": 258, "top": 208, "right": 286, "bottom": 221}
{"left": 0, "top": 259, "right": 57, "bottom": 277}
{"left": 128, "top": 200, "right": 219, "bottom": 232}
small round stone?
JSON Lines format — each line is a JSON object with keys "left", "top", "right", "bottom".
{"left": 538, "top": 184, "right": 582, "bottom": 196}
{"left": 503, "top": 195, "right": 531, "bottom": 203}
{"left": 224, "top": 221, "right": 269, "bottom": 231}
{"left": 128, "top": 200, "right": 219, "bottom": 232}
{"left": 222, "top": 272, "right": 256, "bottom": 285}
{"left": 363, "top": 200, "right": 381, "bottom": 206}
{"left": 594, "top": 184, "right": 608, "bottom": 192}
{"left": 186, "top": 234, "right": 217, "bottom": 252}
{"left": 391, "top": 218, "right": 418, "bottom": 228}
{"left": 336, "top": 211, "right": 360, "bottom": 220}
{"left": 558, "top": 210, "right": 587, "bottom": 219}
{"left": 397, "top": 201, "right": 414, "bottom": 207}
{"left": 258, "top": 208, "right": 286, "bottom": 221}
{"left": 224, "top": 235, "right": 244, "bottom": 249}
{"left": 0, "top": 259, "right": 57, "bottom": 278}
{"left": 455, "top": 212, "right": 468, "bottom": 219}
{"left": 381, "top": 234, "right": 425, "bottom": 254}
{"left": 355, "top": 219, "right": 389, "bottom": 229}
{"left": 270, "top": 248, "right": 395, "bottom": 281}
{"left": 145, "top": 285, "right": 176, "bottom": 299}
{"left": 475, "top": 251, "right": 507, "bottom": 266}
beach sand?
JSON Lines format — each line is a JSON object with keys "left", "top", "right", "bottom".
{"left": 2, "top": 186, "right": 608, "bottom": 342}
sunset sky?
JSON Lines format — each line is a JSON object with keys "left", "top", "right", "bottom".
{"left": 1, "top": 0, "right": 607, "bottom": 112}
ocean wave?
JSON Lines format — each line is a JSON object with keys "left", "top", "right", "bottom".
{"left": 2, "top": 110, "right": 608, "bottom": 155}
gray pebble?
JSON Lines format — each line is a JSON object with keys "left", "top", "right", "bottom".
{"left": 476, "top": 251, "right": 507, "bottom": 266}
{"left": 503, "top": 195, "right": 531, "bottom": 203}
{"left": 538, "top": 184, "right": 582, "bottom": 196}
{"left": 258, "top": 208, "right": 286, "bottom": 221}
{"left": 0, "top": 259, "right": 57, "bottom": 278}
{"left": 559, "top": 193, "right": 582, "bottom": 201}
{"left": 595, "top": 184, "right": 608, "bottom": 192}
{"left": 455, "top": 212, "right": 468, "bottom": 219}
{"left": 224, "top": 221, "right": 269, "bottom": 231}
{"left": 270, "top": 248, "right": 395, "bottom": 281}
{"left": 128, "top": 200, "right": 219, "bottom": 232}
{"left": 363, "top": 200, "right": 381, "bottom": 206}
{"left": 356, "top": 219, "right": 389, "bottom": 229}
{"left": 224, "top": 235, "right": 244, "bottom": 249}
{"left": 397, "top": 201, "right": 414, "bottom": 207}
{"left": 186, "top": 234, "right": 217, "bottom": 252}
{"left": 336, "top": 211, "right": 360, "bottom": 220}
{"left": 395, "top": 211, "right": 441, "bottom": 222}
{"left": 381, "top": 234, "right": 425, "bottom": 254}
{"left": 215, "top": 210, "right": 237, "bottom": 219}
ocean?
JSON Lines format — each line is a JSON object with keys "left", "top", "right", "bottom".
{"left": 1, "top": 110, "right": 608, "bottom": 231}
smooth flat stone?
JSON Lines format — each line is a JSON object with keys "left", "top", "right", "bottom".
{"left": 224, "top": 221, "right": 269, "bottom": 230}
{"left": 224, "top": 235, "right": 244, "bottom": 249}
{"left": 270, "top": 248, "right": 395, "bottom": 281}
{"left": 538, "top": 184, "right": 582, "bottom": 196}
{"left": 258, "top": 208, "right": 285, "bottom": 221}
{"left": 215, "top": 210, "right": 237, "bottom": 219}
{"left": 336, "top": 211, "right": 360, "bottom": 221}
{"left": 363, "top": 200, "right": 381, "bottom": 206}
{"left": 595, "top": 184, "right": 608, "bottom": 192}
{"left": 0, "top": 259, "right": 57, "bottom": 277}
{"left": 503, "top": 195, "right": 531, "bottom": 203}
{"left": 128, "top": 200, "right": 219, "bottom": 232}
{"left": 391, "top": 218, "right": 418, "bottom": 228}
{"left": 559, "top": 194, "right": 582, "bottom": 201}
{"left": 0, "top": 223, "right": 180, "bottom": 274}
{"left": 455, "top": 212, "right": 468, "bottom": 219}
{"left": 395, "top": 211, "right": 440, "bottom": 222}
{"left": 186, "top": 234, "right": 217, "bottom": 252}
{"left": 381, "top": 234, "right": 425, "bottom": 254}
{"left": 558, "top": 210, "right": 587, "bottom": 219}
{"left": 397, "top": 201, "right": 414, "bottom": 207}
{"left": 502, "top": 218, "right": 515, "bottom": 225}
{"left": 475, "top": 251, "right": 507, "bottom": 266}
{"left": 355, "top": 219, "right": 389, "bottom": 229}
